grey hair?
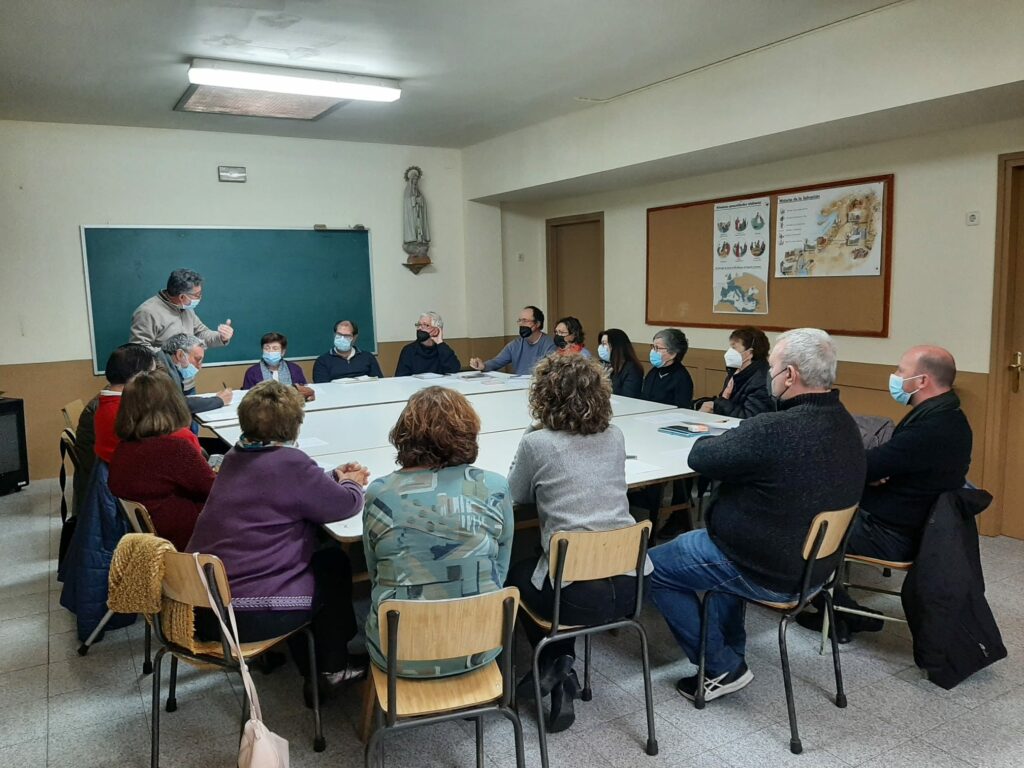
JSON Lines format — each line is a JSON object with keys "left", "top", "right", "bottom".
{"left": 653, "top": 328, "right": 689, "bottom": 358}
{"left": 166, "top": 269, "right": 203, "bottom": 296}
{"left": 419, "top": 311, "right": 443, "bottom": 330}
{"left": 774, "top": 328, "right": 837, "bottom": 389}
{"left": 161, "top": 333, "right": 206, "bottom": 356}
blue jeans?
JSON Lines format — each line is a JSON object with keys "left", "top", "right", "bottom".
{"left": 649, "top": 530, "right": 798, "bottom": 677}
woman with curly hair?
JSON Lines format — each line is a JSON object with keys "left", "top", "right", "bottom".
{"left": 507, "top": 354, "right": 653, "bottom": 732}
{"left": 362, "top": 386, "right": 514, "bottom": 678}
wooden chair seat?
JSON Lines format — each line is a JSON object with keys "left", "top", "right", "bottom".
{"left": 188, "top": 635, "right": 288, "bottom": 661}
{"left": 520, "top": 602, "right": 583, "bottom": 631}
{"left": 370, "top": 661, "right": 503, "bottom": 718}
{"left": 845, "top": 554, "right": 912, "bottom": 571}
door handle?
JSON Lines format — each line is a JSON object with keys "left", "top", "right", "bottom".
{"left": 1011, "top": 351, "right": 1023, "bottom": 394}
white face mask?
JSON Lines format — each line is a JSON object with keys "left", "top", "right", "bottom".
{"left": 724, "top": 347, "right": 744, "bottom": 369}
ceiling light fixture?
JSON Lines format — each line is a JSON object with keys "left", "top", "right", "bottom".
{"left": 187, "top": 58, "right": 401, "bottom": 103}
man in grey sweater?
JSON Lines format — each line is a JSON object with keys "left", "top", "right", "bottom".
{"left": 129, "top": 268, "right": 234, "bottom": 351}
{"left": 649, "top": 329, "right": 865, "bottom": 703}
{"left": 469, "top": 305, "right": 556, "bottom": 375}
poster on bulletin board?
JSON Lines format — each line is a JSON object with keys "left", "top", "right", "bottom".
{"left": 712, "top": 196, "right": 770, "bottom": 314}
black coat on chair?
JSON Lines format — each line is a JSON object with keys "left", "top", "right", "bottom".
{"left": 900, "top": 487, "right": 1006, "bottom": 689}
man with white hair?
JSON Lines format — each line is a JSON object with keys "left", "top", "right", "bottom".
{"left": 157, "top": 333, "right": 231, "bottom": 416}
{"left": 649, "top": 328, "right": 866, "bottom": 703}
{"left": 394, "top": 311, "right": 462, "bottom": 376}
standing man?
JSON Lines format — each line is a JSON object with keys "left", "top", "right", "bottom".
{"left": 469, "top": 305, "right": 556, "bottom": 375}
{"left": 648, "top": 329, "right": 865, "bottom": 702}
{"left": 312, "top": 320, "right": 384, "bottom": 382}
{"left": 130, "top": 269, "right": 234, "bottom": 351}
{"left": 394, "top": 311, "right": 462, "bottom": 376}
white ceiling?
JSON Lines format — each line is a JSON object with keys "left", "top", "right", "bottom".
{"left": 0, "top": 0, "right": 900, "bottom": 149}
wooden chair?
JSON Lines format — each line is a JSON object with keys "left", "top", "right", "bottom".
{"left": 61, "top": 398, "right": 85, "bottom": 431}
{"left": 365, "top": 588, "right": 524, "bottom": 768}
{"left": 518, "top": 521, "right": 657, "bottom": 768}
{"left": 149, "top": 552, "right": 325, "bottom": 768}
{"left": 819, "top": 555, "right": 913, "bottom": 652}
{"left": 695, "top": 505, "right": 859, "bottom": 755}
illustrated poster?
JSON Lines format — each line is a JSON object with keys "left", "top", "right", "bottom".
{"left": 775, "top": 181, "right": 884, "bottom": 278}
{"left": 713, "top": 196, "right": 770, "bottom": 314}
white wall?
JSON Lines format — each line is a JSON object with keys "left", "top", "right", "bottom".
{"left": 501, "top": 117, "right": 1024, "bottom": 374}
{"left": 0, "top": 121, "right": 466, "bottom": 366}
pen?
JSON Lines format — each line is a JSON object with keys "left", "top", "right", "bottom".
{"left": 626, "top": 454, "right": 637, "bottom": 460}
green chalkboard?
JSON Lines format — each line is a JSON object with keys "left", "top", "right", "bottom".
{"left": 82, "top": 226, "right": 375, "bottom": 374}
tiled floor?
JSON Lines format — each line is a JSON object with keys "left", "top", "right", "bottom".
{"left": 2, "top": 479, "right": 1022, "bottom": 767}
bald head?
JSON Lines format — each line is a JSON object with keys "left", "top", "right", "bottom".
{"left": 904, "top": 346, "right": 957, "bottom": 389}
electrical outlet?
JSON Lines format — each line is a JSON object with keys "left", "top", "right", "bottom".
{"left": 966, "top": 211, "right": 980, "bottom": 226}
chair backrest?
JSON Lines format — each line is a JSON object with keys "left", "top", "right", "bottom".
{"left": 118, "top": 498, "right": 155, "bottom": 535}
{"left": 160, "top": 550, "right": 232, "bottom": 609}
{"left": 60, "top": 428, "right": 80, "bottom": 469}
{"left": 378, "top": 587, "right": 520, "bottom": 662}
{"left": 548, "top": 521, "right": 653, "bottom": 583}
{"left": 801, "top": 505, "right": 859, "bottom": 562}
{"left": 61, "top": 399, "right": 85, "bottom": 430}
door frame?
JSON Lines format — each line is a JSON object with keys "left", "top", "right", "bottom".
{"left": 545, "top": 212, "right": 605, "bottom": 332}
{"left": 981, "top": 151, "right": 1024, "bottom": 535}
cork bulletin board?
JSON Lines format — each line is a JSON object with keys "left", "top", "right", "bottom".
{"left": 646, "top": 174, "right": 893, "bottom": 337}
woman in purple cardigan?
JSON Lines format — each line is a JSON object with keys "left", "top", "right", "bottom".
{"left": 187, "top": 380, "right": 370, "bottom": 699}
{"left": 242, "top": 332, "right": 315, "bottom": 401}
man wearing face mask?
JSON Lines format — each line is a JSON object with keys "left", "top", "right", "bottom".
{"left": 130, "top": 269, "right": 234, "bottom": 352}
{"left": 648, "top": 329, "right": 865, "bottom": 702}
{"left": 312, "top": 319, "right": 384, "bottom": 382}
{"left": 394, "top": 311, "right": 462, "bottom": 376}
{"left": 469, "top": 305, "right": 557, "bottom": 375}
{"left": 156, "top": 334, "right": 232, "bottom": 417}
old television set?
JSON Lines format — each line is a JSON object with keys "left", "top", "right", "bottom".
{"left": 0, "top": 398, "right": 29, "bottom": 494}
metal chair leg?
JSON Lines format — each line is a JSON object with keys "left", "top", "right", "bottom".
{"left": 582, "top": 634, "right": 593, "bottom": 701}
{"left": 533, "top": 638, "right": 550, "bottom": 768}
{"left": 165, "top": 656, "right": 178, "bottom": 712}
{"left": 475, "top": 716, "right": 485, "bottom": 768}
{"left": 143, "top": 621, "right": 153, "bottom": 674}
{"left": 500, "top": 707, "right": 526, "bottom": 768}
{"left": 305, "top": 628, "right": 326, "bottom": 751}
{"left": 778, "top": 616, "right": 802, "bottom": 755}
{"left": 634, "top": 622, "right": 659, "bottom": 755}
{"left": 822, "top": 592, "right": 847, "bottom": 708}
{"left": 150, "top": 648, "right": 166, "bottom": 768}
{"left": 695, "top": 592, "right": 712, "bottom": 710}
{"left": 78, "top": 609, "right": 114, "bottom": 656}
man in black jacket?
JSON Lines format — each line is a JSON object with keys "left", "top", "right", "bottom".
{"left": 394, "top": 311, "right": 462, "bottom": 376}
{"left": 649, "top": 329, "right": 866, "bottom": 703}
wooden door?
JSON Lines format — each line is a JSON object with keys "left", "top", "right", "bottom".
{"left": 546, "top": 214, "right": 604, "bottom": 355}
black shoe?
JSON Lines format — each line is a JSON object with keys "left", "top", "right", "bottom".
{"left": 795, "top": 610, "right": 825, "bottom": 632}
{"left": 516, "top": 654, "right": 574, "bottom": 702}
{"left": 303, "top": 662, "right": 368, "bottom": 708}
{"left": 844, "top": 608, "right": 884, "bottom": 634}
{"left": 547, "top": 680, "right": 576, "bottom": 733}
{"left": 676, "top": 662, "right": 753, "bottom": 702}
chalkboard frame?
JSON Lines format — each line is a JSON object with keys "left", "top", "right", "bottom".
{"left": 80, "top": 225, "right": 377, "bottom": 374}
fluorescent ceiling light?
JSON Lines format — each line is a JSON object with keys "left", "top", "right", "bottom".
{"left": 187, "top": 58, "right": 401, "bottom": 103}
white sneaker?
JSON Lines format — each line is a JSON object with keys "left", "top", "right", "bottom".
{"left": 677, "top": 663, "right": 754, "bottom": 702}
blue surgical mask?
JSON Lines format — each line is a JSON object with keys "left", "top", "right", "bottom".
{"left": 649, "top": 349, "right": 664, "bottom": 368}
{"left": 184, "top": 297, "right": 200, "bottom": 311}
{"left": 888, "top": 373, "right": 924, "bottom": 405}
{"left": 263, "top": 352, "right": 282, "bottom": 366}
{"left": 598, "top": 344, "right": 611, "bottom": 363}
{"left": 334, "top": 335, "right": 353, "bottom": 353}
{"left": 179, "top": 362, "right": 199, "bottom": 381}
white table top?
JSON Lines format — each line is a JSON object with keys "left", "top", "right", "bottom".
{"left": 319, "top": 407, "right": 740, "bottom": 541}
{"left": 195, "top": 372, "right": 532, "bottom": 425}
{"left": 209, "top": 389, "right": 676, "bottom": 457}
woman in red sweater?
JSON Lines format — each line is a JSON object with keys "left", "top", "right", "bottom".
{"left": 108, "top": 369, "right": 215, "bottom": 550}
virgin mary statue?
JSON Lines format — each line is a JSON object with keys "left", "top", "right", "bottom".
{"left": 403, "top": 166, "right": 430, "bottom": 260}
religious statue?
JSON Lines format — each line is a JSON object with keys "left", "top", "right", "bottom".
{"left": 402, "top": 166, "right": 431, "bottom": 273}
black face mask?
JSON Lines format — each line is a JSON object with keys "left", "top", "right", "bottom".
{"left": 416, "top": 329, "right": 431, "bottom": 343}
{"left": 553, "top": 335, "right": 568, "bottom": 349}
{"left": 518, "top": 325, "right": 533, "bottom": 338}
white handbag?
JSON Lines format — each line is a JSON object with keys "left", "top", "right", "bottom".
{"left": 193, "top": 554, "right": 290, "bottom": 768}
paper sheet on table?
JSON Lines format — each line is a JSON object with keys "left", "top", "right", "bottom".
{"left": 297, "top": 437, "right": 328, "bottom": 449}
{"left": 625, "top": 458, "right": 662, "bottom": 475}
{"left": 413, "top": 372, "right": 445, "bottom": 379}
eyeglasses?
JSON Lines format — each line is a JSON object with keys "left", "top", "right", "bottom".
{"left": 515, "top": 318, "right": 536, "bottom": 325}
{"left": 335, "top": 333, "right": 354, "bottom": 340}
{"left": 414, "top": 322, "right": 433, "bottom": 329}
{"left": 554, "top": 331, "right": 570, "bottom": 337}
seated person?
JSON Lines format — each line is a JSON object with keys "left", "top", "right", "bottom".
{"left": 598, "top": 328, "right": 643, "bottom": 398}
{"left": 362, "top": 386, "right": 513, "bottom": 677}
{"left": 312, "top": 319, "right": 383, "bottom": 382}
{"left": 799, "top": 345, "right": 973, "bottom": 639}
{"left": 157, "top": 333, "right": 232, "bottom": 417}
{"left": 469, "top": 305, "right": 557, "bottom": 375}
{"left": 697, "top": 326, "right": 772, "bottom": 418}
{"left": 552, "top": 316, "right": 591, "bottom": 358}
{"left": 92, "top": 344, "right": 158, "bottom": 463}
{"left": 108, "top": 369, "right": 215, "bottom": 550}
{"left": 187, "top": 381, "right": 370, "bottom": 699}
{"left": 242, "top": 332, "right": 314, "bottom": 402}
{"left": 394, "top": 311, "right": 462, "bottom": 376}
{"left": 649, "top": 329, "right": 865, "bottom": 702}
{"left": 507, "top": 354, "right": 652, "bottom": 733}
